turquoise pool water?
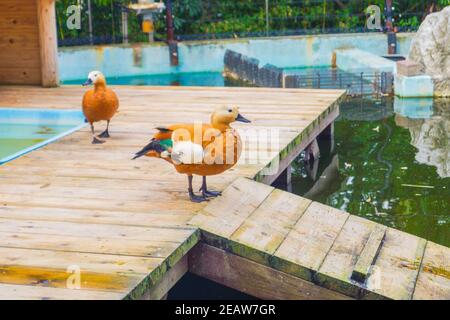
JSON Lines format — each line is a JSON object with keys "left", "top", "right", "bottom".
{"left": 62, "top": 71, "right": 243, "bottom": 87}
{"left": 0, "top": 108, "right": 85, "bottom": 164}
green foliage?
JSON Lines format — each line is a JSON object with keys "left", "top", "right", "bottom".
{"left": 55, "top": 0, "right": 450, "bottom": 44}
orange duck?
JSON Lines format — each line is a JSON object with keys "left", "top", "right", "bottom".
{"left": 133, "top": 106, "right": 251, "bottom": 202}
{"left": 82, "top": 71, "right": 119, "bottom": 144}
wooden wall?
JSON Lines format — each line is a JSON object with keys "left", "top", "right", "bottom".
{"left": 0, "top": 0, "right": 59, "bottom": 86}
{"left": 0, "top": 0, "right": 42, "bottom": 85}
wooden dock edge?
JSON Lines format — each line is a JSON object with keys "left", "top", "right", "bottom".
{"left": 188, "top": 211, "right": 450, "bottom": 300}
{"left": 193, "top": 227, "right": 382, "bottom": 300}
{"left": 254, "top": 92, "right": 345, "bottom": 185}
{"left": 123, "top": 229, "right": 200, "bottom": 300}
{"left": 186, "top": 177, "right": 450, "bottom": 300}
{"left": 188, "top": 243, "right": 353, "bottom": 300}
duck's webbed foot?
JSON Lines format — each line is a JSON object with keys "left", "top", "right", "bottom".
{"left": 92, "top": 136, "right": 105, "bottom": 144}
{"left": 203, "top": 190, "right": 222, "bottom": 198}
{"left": 98, "top": 121, "right": 111, "bottom": 138}
{"left": 90, "top": 123, "right": 105, "bottom": 144}
{"left": 98, "top": 130, "right": 110, "bottom": 138}
{"left": 188, "top": 175, "right": 209, "bottom": 203}
{"left": 189, "top": 192, "right": 209, "bottom": 203}
{"left": 200, "top": 176, "right": 222, "bottom": 198}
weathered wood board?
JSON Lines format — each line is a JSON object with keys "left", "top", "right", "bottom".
{"left": 351, "top": 224, "right": 386, "bottom": 283}
{"left": 3, "top": 85, "right": 446, "bottom": 300}
{"left": 413, "top": 241, "right": 450, "bottom": 300}
{"left": 189, "top": 243, "right": 352, "bottom": 300}
{"left": 0, "top": 85, "right": 345, "bottom": 299}
{"left": 189, "top": 177, "right": 450, "bottom": 300}
{"left": 0, "top": 1, "right": 47, "bottom": 85}
{"left": 274, "top": 201, "right": 349, "bottom": 281}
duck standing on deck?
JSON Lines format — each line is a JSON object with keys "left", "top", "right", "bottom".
{"left": 82, "top": 71, "right": 119, "bottom": 144}
{"left": 132, "top": 106, "right": 251, "bottom": 202}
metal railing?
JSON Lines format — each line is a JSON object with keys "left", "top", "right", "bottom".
{"left": 56, "top": 0, "right": 441, "bottom": 47}
{"left": 224, "top": 49, "right": 393, "bottom": 97}
{"left": 285, "top": 71, "right": 393, "bottom": 97}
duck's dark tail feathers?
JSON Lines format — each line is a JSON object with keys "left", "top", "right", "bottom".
{"left": 132, "top": 139, "right": 166, "bottom": 160}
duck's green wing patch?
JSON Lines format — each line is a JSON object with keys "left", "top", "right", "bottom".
{"left": 159, "top": 139, "right": 173, "bottom": 149}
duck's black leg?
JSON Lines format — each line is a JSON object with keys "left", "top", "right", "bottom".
{"left": 188, "top": 175, "right": 208, "bottom": 203}
{"left": 200, "top": 176, "right": 222, "bottom": 198}
{"left": 91, "top": 123, "right": 104, "bottom": 144}
{"left": 98, "top": 120, "right": 111, "bottom": 138}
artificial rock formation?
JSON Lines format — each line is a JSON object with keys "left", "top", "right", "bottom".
{"left": 408, "top": 6, "right": 450, "bottom": 97}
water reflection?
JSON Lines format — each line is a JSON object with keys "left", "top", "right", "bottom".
{"left": 395, "top": 98, "right": 450, "bottom": 178}
{"left": 291, "top": 97, "right": 450, "bottom": 246}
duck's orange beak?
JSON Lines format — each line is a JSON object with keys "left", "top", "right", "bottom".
{"left": 236, "top": 113, "right": 251, "bottom": 123}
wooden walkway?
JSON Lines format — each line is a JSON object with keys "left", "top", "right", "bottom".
{"left": 190, "top": 177, "right": 450, "bottom": 300}
{"left": 0, "top": 85, "right": 344, "bottom": 299}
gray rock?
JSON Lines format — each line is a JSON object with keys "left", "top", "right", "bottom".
{"left": 408, "top": 6, "right": 450, "bottom": 97}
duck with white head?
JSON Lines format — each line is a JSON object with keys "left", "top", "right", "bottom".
{"left": 82, "top": 71, "right": 119, "bottom": 144}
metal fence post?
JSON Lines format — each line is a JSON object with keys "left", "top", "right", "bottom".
{"left": 265, "top": 0, "right": 269, "bottom": 36}
{"left": 87, "top": 0, "right": 94, "bottom": 45}
{"left": 122, "top": 7, "right": 129, "bottom": 44}
{"left": 166, "top": 0, "right": 179, "bottom": 66}
{"left": 385, "top": 0, "right": 397, "bottom": 54}
{"left": 360, "top": 72, "right": 364, "bottom": 95}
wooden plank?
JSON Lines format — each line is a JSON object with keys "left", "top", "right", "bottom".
{"left": 413, "top": 241, "right": 450, "bottom": 300}
{"left": 274, "top": 201, "right": 349, "bottom": 281}
{"left": 0, "top": 231, "right": 183, "bottom": 258}
{"left": 0, "top": 218, "right": 195, "bottom": 243}
{"left": 351, "top": 224, "right": 387, "bottom": 283}
{"left": 0, "top": 206, "right": 192, "bottom": 228}
{"left": 0, "top": 247, "right": 162, "bottom": 293}
{"left": 365, "top": 228, "right": 427, "bottom": 300}
{"left": 229, "top": 189, "right": 311, "bottom": 264}
{"left": 139, "top": 255, "right": 188, "bottom": 300}
{"left": 189, "top": 177, "right": 274, "bottom": 239}
{"left": 0, "top": 0, "right": 41, "bottom": 85}
{"left": 316, "top": 215, "right": 378, "bottom": 298}
{"left": 0, "top": 284, "right": 123, "bottom": 300}
{"left": 188, "top": 243, "right": 353, "bottom": 300}
{"left": 36, "top": 0, "right": 59, "bottom": 87}
{"left": 0, "top": 67, "right": 41, "bottom": 85}
{"left": 256, "top": 102, "right": 341, "bottom": 184}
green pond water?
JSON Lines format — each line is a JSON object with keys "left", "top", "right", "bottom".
{"left": 291, "top": 97, "right": 450, "bottom": 247}
{"left": 0, "top": 123, "right": 75, "bottom": 161}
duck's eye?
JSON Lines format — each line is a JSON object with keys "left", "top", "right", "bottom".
{"left": 228, "top": 109, "right": 232, "bottom": 113}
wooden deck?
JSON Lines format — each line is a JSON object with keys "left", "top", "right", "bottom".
{"left": 0, "top": 85, "right": 344, "bottom": 299}
{"left": 190, "top": 178, "right": 450, "bottom": 300}
{"left": 1, "top": 85, "right": 448, "bottom": 300}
